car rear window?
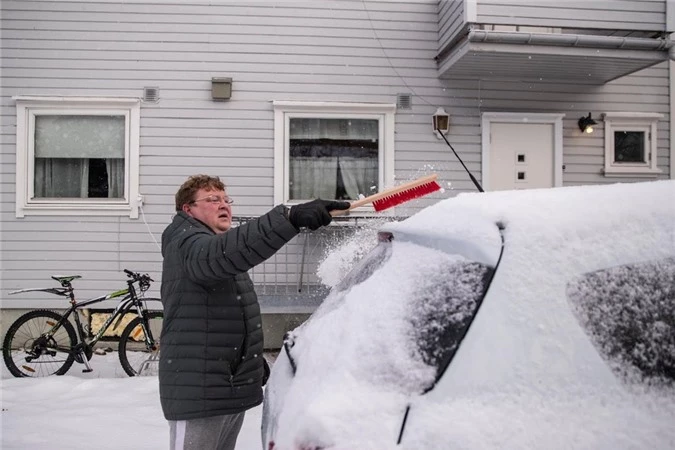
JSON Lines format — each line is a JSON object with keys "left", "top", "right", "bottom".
{"left": 410, "top": 260, "right": 495, "bottom": 388}
{"left": 567, "top": 257, "right": 675, "bottom": 387}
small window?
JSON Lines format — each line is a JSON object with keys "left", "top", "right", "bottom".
{"left": 15, "top": 97, "right": 141, "bottom": 218}
{"left": 567, "top": 258, "right": 675, "bottom": 387}
{"left": 273, "top": 101, "right": 395, "bottom": 210}
{"left": 602, "top": 112, "right": 663, "bottom": 177}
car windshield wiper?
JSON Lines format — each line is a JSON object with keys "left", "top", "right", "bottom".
{"left": 283, "top": 331, "right": 297, "bottom": 374}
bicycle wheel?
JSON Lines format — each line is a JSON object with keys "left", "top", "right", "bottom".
{"left": 2, "top": 310, "right": 77, "bottom": 377}
{"left": 118, "top": 311, "right": 163, "bottom": 376}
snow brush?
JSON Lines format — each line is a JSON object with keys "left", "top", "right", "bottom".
{"left": 331, "top": 174, "right": 441, "bottom": 216}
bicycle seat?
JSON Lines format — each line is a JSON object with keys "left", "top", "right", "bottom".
{"left": 51, "top": 275, "right": 82, "bottom": 284}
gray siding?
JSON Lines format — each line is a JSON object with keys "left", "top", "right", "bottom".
{"left": 437, "top": 63, "right": 670, "bottom": 186}
{"left": 437, "top": 0, "right": 669, "bottom": 55}
{"left": 0, "top": 0, "right": 447, "bottom": 310}
{"left": 438, "top": 0, "right": 465, "bottom": 53}
{"left": 0, "top": 0, "right": 671, "bottom": 311}
{"left": 475, "top": 0, "right": 667, "bottom": 32}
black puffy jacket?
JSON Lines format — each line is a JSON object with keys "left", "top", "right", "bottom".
{"left": 159, "top": 206, "right": 298, "bottom": 421}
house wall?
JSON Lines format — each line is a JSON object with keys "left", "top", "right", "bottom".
{"left": 438, "top": 0, "right": 465, "bottom": 54}
{"left": 438, "top": 0, "right": 669, "bottom": 56}
{"left": 447, "top": 63, "right": 671, "bottom": 185}
{"left": 0, "top": 0, "right": 448, "bottom": 311}
{"left": 475, "top": 0, "right": 667, "bottom": 31}
{"left": 0, "top": 0, "right": 671, "bottom": 316}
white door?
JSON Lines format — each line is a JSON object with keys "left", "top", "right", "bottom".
{"left": 482, "top": 113, "right": 564, "bottom": 192}
{"left": 489, "top": 122, "right": 553, "bottom": 190}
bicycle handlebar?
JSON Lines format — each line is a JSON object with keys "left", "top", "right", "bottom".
{"left": 124, "top": 269, "right": 154, "bottom": 292}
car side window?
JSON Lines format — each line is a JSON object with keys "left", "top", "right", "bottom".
{"left": 567, "top": 257, "right": 675, "bottom": 387}
{"left": 410, "top": 261, "right": 495, "bottom": 389}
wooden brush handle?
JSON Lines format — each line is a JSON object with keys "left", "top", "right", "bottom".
{"left": 331, "top": 174, "right": 438, "bottom": 217}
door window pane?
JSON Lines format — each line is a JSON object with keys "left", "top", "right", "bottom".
{"left": 34, "top": 115, "right": 125, "bottom": 199}
{"left": 289, "top": 118, "right": 379, "bottom": 200}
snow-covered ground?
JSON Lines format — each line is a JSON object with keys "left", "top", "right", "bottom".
{"left": 0, "top": 352, "right": 263, "bottom": 449}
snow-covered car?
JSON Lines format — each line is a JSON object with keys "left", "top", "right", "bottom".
{"left": 262, "top": 180, "right": 675, "bottom": 450}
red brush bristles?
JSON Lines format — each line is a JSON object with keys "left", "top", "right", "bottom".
{"left": 371, "top": 180, "right": 441, "bottom": 211}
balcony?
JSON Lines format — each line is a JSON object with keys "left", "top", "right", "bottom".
{"left": 437, "top": 1, "right": 673, "bottom": 83}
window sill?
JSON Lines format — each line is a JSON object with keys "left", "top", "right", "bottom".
{"left": 602, "top": 167, "right": 662, "bottom": 178}
{"left": 17, "top": 202, "right": 139, "bottom": 218}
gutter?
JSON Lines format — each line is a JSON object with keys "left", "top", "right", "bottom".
{"left": 467, "top": 29, "right": 674, "bottom": 55}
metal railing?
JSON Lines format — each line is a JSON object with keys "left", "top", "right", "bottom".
{"left": 231, "top": 215, "right": 402, "bottom": 313}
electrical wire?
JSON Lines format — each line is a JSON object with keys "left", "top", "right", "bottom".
{"left": 361, "top": 0, "right": 436, "bottom": 107}
{"left": 139, "top": 203, "right": 162, "bottom": 252}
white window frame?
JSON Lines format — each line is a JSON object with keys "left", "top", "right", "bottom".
{"left": 272, "top": 101, "right": 395, "bottom": 213}
{"left": 14, "top": 96, "right": 141, "bottom": 218}
{"left": 602, "top": 112, "right": 663, "bottom": 177}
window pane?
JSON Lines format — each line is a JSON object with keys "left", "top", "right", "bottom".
{"left": 33, "top": 115, "right": 125, "bottom": 199}
{"left": 614, "top": 131, "right": 645, "bottom": 163}
{"left": 567, "top": 258, "right": 675, "bottom": 387}
{"left": 411, "top": 261, "right": 494, "bottom": 384}
{"left": 289, "top": 118, "right": 379, "bottom": 201}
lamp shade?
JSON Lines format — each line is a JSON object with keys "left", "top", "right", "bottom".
{"left": 432, "top": 107, "right": 450, "bottom": 135}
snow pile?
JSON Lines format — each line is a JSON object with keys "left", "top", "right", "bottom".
{"left": 316, "top": 218, "right": 395, "bottom": 288}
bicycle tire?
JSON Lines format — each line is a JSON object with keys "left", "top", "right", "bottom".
{"left": 118, "top": 311, "right": 163, "bottom": 377}
{"left": 2, "top": 309, "right": 77, "bottom": 377}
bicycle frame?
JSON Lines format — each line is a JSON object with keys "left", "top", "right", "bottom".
{"left": 8, "top": 277, "right": 160, "bottom": 363}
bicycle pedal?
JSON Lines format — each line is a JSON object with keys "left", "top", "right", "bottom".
{"left": 82, "top": 368, "right": 93, "bottom": 373}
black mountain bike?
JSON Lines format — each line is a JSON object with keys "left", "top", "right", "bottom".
{"left": 2, "top": 269, "right": 162, "bottom": 378}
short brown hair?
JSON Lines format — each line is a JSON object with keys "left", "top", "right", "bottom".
{"left": 175, "top": 174, "right": 226, "bottom": 211}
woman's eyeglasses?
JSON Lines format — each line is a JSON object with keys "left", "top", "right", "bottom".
{"left": 191, "top": 195, "right": 234, "bottom": 205}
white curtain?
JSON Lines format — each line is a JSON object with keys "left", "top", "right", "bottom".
{"left": 34, "top": 158, "right": 89, "bottom": 198}
{"left": 289, "top": 157, "right": 339, "bottom": 200}
{"left": 338, "top": 157, "right": 378, "bottom": 199}
{"left": 106, "top": 158, "right": 125, "bottom": 198}
{"left": 34, "top": 158, "right": 124, "bottom": 198}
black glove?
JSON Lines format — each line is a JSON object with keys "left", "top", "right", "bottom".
{"left": 288, "top": 199, "right": 351, "bottom": 230}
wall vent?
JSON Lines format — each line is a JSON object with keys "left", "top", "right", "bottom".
{"left": 143, "top": 86, "right": 160, "bottom": 103}
{"left": 396, "top": 93, "right": 412, "bottom": 110}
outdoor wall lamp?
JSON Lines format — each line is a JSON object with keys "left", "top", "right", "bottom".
{"left": 432, "top": 107, "right": 450, "bottom": 137}
{"left": 578, "top": 112, "right": 597, "bottom": 134}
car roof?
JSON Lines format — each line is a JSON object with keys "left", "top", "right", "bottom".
{"left": 383, "top": 180, "right": 674, "bottom": 270}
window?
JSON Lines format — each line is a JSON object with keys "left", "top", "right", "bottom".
{"left": 602, "top": 112, "right": 663, "bottom": 177}
{"left": 273, "top": 101, "right": 395, "bottom": 210}
{"left": 567, "top": 258, "right": 675, "bottom": 387}
{"left": 15, "top": 96, "right": 141, "bottom": 218}
{"left": 411, "top": 260, "right": 494, "bottom": 390}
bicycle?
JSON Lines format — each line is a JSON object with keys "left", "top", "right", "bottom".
{"left": 2, "top": 269, "right": 162, "bottom": 378}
